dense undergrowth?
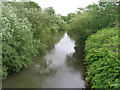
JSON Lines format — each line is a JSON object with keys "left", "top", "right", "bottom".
{"left": 1, "top": 2, "right": 66, "bottom": 80}
{"left": 85, "top": 27, "right": 120, "bottom": 88}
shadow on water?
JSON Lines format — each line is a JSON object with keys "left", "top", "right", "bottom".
{"left": 65, "top": 43, "right": 87, "bottom": 87}
{"left": 3, "top": 32, "right": 86, "bottom": 88}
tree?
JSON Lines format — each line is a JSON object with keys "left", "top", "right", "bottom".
{"left": 44, "top": 7, "right": 55, "bottom": 15}
{"left": 2, "top": 2, "right": 37, "bottom": 79}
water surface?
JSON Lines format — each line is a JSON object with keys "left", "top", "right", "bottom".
{"left": 3, "top": 33, "right": 85, "bottom": 88}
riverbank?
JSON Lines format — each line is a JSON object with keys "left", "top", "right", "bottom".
{"left": 2, "top": 2, "right": 67, "bottom": 80}
{"left": 3, "top": 33, "right": 86, "bottom": 88}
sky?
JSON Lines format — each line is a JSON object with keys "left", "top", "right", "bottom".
{"left": 33, "top": 0, "right": 99, "bottom": 16}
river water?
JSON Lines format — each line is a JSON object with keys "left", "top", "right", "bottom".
{"left": 3, "top": 33, "right": 85, "bottom": 88}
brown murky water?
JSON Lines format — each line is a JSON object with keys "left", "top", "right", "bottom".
{"left": 3, "top": 33, "right": 85, "bottom": 88}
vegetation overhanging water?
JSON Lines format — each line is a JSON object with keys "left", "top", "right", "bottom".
{"left": 1, "top": 1, "right": 119, "bottom": 89}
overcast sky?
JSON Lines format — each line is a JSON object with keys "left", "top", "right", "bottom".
{"left": 33, "top": 0, "right": 99, "bottom": 16}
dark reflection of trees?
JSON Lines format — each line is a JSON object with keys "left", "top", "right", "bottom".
{"left": 66, "top": 34, "right": 92, "bottom": 88}
{"left": 75, "top": 44, "right": 93, "bottom": 88}
{"left": 45, "top": 31, "right": 65, "bottom": 53}
{"left": 28, "top": 56, "right": 57, "bottom": 78}
{"left": 29, "top": 32, "right": 65, "bottom": 76}
{"left": 66, "top": 52, "right": 84, "bottom": 71}
{"left": 65, "top": 44, "right": 87, "bottom": 80}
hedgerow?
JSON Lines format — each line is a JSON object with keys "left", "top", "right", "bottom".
{"left": 84, "top": 27, "right": 120, "bottom": 88}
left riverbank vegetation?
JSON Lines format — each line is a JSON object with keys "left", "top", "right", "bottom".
{"left": 1, "top": 1, "right": 67, "bottom": 80}
{"left": 67, "top": 1, "right": 119, "bottom": 88}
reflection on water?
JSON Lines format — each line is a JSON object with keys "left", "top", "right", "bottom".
{"left": 3, "top": 33, "right": 85, "bottom": 88}
{"left": 44, "top": 33, "right": 75, "bottom": 65}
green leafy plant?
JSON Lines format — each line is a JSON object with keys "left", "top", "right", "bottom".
{"left": 2, "top": 3, "right": 37, "bottom": 79}
{"left": 84, "top": 27, "right": 120, "bottom": 88}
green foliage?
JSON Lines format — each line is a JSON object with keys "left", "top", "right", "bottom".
{"left": 68, "top": 2, "right": 118, "bottom": 46}
{"left": 2, "top": 1, "right": 66, "bottom": 80}
{"left": 2, "top": 66, "right": 8, "bottom": 80}
{"left": 9, "top": 2, "right": 67, "bottom": 52}
{"left": 84, "top": 27, "right": 120, "bottom": 88}
{"left": 2, "top": 3, "right": 37, "bottom": 79}
{"left": 44, "top": 7, "right": 55, "bottom": 15}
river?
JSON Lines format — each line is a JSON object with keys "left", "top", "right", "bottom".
{"left": 3, "top": 33, "right": 85, "bottom": 88}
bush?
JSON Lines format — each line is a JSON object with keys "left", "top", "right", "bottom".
{"left": 84, "top": 27, "right": 120, "bottom": 88}
{"left": 2, "top": 3, "right": 37, "bottom": 79}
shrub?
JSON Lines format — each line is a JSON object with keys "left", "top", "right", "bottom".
{"left": 84, "top": 27, "right": 120, "bottom": 88}
{"left": 2, "top": 3, "right": 37, "bottom": 79}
